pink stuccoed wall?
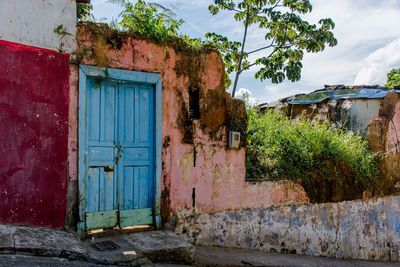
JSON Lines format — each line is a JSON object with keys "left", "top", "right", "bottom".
{"left": 69, "top": 24, "right": 308, "bottom": 225}
{"left": 166, "top": 128, "right": 308, "bottom": 214}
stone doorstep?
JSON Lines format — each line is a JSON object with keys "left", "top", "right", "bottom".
{"left": 123, "top": 231, "right": 196, "bottom": 265}
{"left": 85, "top": 231, "right": 195, "bottom": 265}
{"left": 0, "top": 225, "right": 88, "bottom": 260}
{"left": 84, "top": 235, "right": 145, "bottom": 265}
{"left": 0, "top": 225, "right": 195, "bottom": 266}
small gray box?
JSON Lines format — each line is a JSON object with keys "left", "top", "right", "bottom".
{"left": 229, "top": 131, "right": 241, "bottom": 149}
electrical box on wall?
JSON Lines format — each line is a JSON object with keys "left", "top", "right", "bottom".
{"left": 229, "top": 131, "right": 241, "bottom": 149}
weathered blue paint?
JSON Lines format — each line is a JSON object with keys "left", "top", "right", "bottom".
{"left": 78, "top": 65, "right": 162, "bottom": 236}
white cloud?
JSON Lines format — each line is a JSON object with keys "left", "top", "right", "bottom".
{"left": 235, "top": 88, "right": 258, "bottom": 106}
{"left": 354, "top": 38, "right": 400, "bottom": 85}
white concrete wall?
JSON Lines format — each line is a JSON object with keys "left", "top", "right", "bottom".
{"left": 349, "top": 99, "right": 381, "bottom": 134}
{"left": 177, "top": 195, "right": 400, "bottom": 262}
{"left": 0, "top": 0, "right": 76, "bottom": 52}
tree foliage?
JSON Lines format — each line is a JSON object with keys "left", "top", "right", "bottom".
{"left": 207, "top": 0, "right": 338, "bottom": 96}
{"left": 385, "top": 68, "right": 400, "bottom": 88}
{"left": 77, "top": 3, "right": 93, "bottom": 22}
{"left": 108, "top": 0, "right": 183, "bottom": 42}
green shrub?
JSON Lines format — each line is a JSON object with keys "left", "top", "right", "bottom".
{"left": 117, "top": 0, "right": 183, "bottom": 42}
{"left": 109, "top": 0, "right": 205, "bottom": 49}
{"left": 77, "top": 3, "right": 93, "bottom": 22}
{"left": 385, "top": 68, "right": 400, "bottom": 88}
{"left": 246, "top": 109, "right": 381, "bottom": 190}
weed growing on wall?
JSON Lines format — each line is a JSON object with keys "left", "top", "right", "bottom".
{"left": 108, "top": 0, "right": 204, "bottom": 49}
{"left": 77, "top": 3, "right": 93, "bottom": 22}
{"left": 246, "top": 109, "right": 381, "bottom": 201}
{"left": 114, "top": 0, "right": 183, "bottom": 42}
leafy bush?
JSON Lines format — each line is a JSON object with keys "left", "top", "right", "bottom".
{"left": 385, "top": 68, "right": 400, "bottom": 88}
{"left": 246, "top": 109, "right": 381, "bottom": 193}
{"left": 116, "top": 0, "right": 183, "bottom": 42}
{"left": 109, "top": 0, "right": 205, "bottom": 49}
{"left": 77, "top": 3, "right": 93, "bottom": 22}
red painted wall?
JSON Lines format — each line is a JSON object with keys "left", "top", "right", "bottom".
{"left": 0, "top": 40, "right": 69, "bottom": 228}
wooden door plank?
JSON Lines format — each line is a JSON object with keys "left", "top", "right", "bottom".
{"left": 120, "top": 208, "right": 153, "bottom": 228}
{"left": 86, "top": 210, "right": 118, "bottom": 230}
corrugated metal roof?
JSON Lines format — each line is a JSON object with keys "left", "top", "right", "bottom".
{"left": 259, "top": 85, "right": 400, "bottom": 108}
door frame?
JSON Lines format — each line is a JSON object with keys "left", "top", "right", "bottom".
{"left": 77, "top": 65, "right": 162, "bottom": 236}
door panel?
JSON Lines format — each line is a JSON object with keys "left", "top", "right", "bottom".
{"left": 119, "top": 208, "right": 153, "bottom": 228}
{"left": 138, "top": 87, "right": 151, "bottom": 143}
{"left": 86, "top": 210, "right": 118, "bottom": 230}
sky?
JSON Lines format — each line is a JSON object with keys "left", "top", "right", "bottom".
{"left": 91, "top": 0, "right": 400, "bottom": 104}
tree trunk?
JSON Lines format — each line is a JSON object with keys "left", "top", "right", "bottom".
{"left": 231, "top": 10, "right": 250, "bottom": 98}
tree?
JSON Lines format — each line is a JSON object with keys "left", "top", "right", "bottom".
{"left": 385, "top": 68, "right": 400, "bottom": 88}
{"left": 207, "top": 0, "right": 338, "bottom": 97}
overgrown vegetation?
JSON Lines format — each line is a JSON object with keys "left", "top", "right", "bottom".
{"left": 385, "top": 68, "right": 400, "bottom": 88}
{"left": 246, "top": 109, "right": 381, "bottom": 202}
{"left": 110, "top": 0, "right": 182, "bottom": 42}
{"left": 107, "top": 0, "right": 204, "bottom": 49}
{"left": 77, "top": 3, "right": 93, "bottom": 22}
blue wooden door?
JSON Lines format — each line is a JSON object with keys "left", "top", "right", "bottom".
{"left": 84, "top": 77, "right": 155, "bottom": 230}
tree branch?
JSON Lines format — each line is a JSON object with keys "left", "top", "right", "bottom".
{"left": 240, "top": 62, "right": 256, "bottom": 72}
{"left": 271, "top": 0, "right": 283, "bottom": 10}
{"left": 247, "top": 39, "right": 276, "bottom": 55}
{"left": 244, "top": 46, "right": 280, "bottom": 72}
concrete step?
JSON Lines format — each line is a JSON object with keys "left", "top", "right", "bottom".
{"left": 0, "top": 225, "right": 194, "bottom": 266}
{"left": 0, "top": 225, "right": 87, "bottom": 260}
{"left": 85, "top": 230, "right": 195, "bottom": 266}
{"left": 124, "top": 231, "right": 195, "bottom": 265}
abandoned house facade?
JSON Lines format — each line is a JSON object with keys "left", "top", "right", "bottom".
{"left": 0, "top": 0, "right": 303, "bottom": 232}
{"left": 1, "top": 0, "right": 400, "bottom": 263}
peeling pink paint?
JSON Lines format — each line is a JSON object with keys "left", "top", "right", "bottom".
{"left": 72, "top": 25, "right": 308, "bottom": 223}
{"left": 168, "top": 129, "right": 308, "bottom": 213}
